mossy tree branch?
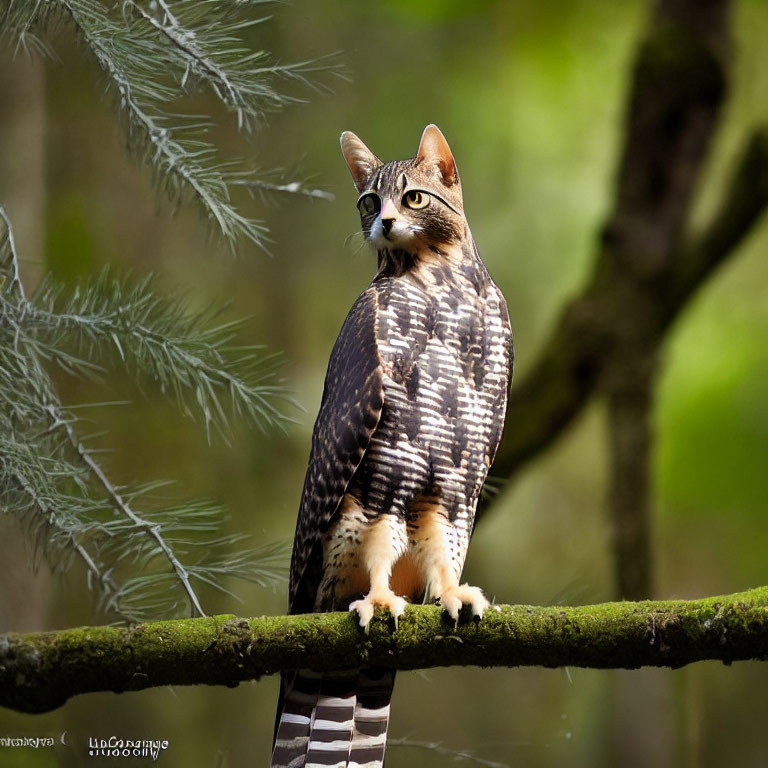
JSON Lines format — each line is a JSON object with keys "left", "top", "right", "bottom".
{"left": 3, "top": 587, "right": 768, "bottom": 715}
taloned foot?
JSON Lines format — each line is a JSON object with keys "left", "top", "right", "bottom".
{"left": 349, "top": 589, "right": 407, "bottom": 631}
{"left": 439, "top": 583, "right": 489, "bottom": 624}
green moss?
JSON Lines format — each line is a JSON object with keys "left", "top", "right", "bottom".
{"left": 3, "top": 588, "right": 768, "bottom": 714}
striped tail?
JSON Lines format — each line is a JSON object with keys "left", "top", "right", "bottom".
{"left": 271, "top": 667, "right": 394, "bottom": 767}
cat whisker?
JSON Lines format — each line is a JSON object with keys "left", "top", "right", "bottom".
{"left": 344, "top": 230, "right": 365, "bottom": 248}
{"left": 344, "top": 231, "right": 370, "bottom": 259}
{"left": 352, "top": 241, "right": 369, "bottom": 259}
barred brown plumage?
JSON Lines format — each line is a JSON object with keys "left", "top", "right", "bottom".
{"left": 271, "top": 125, "right": 513, "bottom": 768}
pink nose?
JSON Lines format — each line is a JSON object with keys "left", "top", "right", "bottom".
{"left": 380, "top": 199, "right": 398, "bottom": 221}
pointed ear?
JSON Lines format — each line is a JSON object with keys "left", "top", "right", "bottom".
{"left": 416, "top": 124, "right": 460, "bottom": 187}
{"left": 340, "top": 131, "right": 382, "bottom": 193}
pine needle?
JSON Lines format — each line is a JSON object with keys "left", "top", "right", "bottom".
{"left": 1, "top": 208, "right": 291, "bottom": 622}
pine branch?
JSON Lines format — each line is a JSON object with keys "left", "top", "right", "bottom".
{"left": 120, "top": 0, "right": 325, "bottom": 131}
{"left": 49, "top": 404, "right": 206, "bottom": 617}
{"left": 1, "top": 208, "right": 290, "bottom": 622}
{"left": 0, "top": 0, "right": 56, "bottom": 56}
{"left": 3, "top": 0, "right": 337, "bottom": 246}
{"left": 0, "top": 428, "right": 124, "bottom": 605}
{"left": 0, "top": 207, "right": 25, "bottom": 299}
{"left": 60, "top": 0, "right": 264, "bottom": 244}
{"left": 126, "top": 0, "right": 253, "bottom": 126}
{"left": 3, "top": 587, "right": 768, "bottom": 715}
{"left": 19, "top": 272, "right": 296, "bottom": 436}
{"left": 235, "top": 179, "right": 336, "bottom": 202}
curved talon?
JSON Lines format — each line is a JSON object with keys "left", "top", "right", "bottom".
{"left": 438, "top": 584, "right": 489, "bottom": 623}
{"left": 349, "top": 599, "right": 375, "bottom": 630}
{"left": 349, "top": 591, "right": 407, "bottom": 630}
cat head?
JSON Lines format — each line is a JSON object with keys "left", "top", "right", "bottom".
{"left": 340, "top": 125, "right": 465, "bottom": 252}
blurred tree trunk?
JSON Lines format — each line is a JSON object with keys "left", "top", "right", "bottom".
{"left": 601, "top": 0, "right": 730, "bottom": 600}
{"left": 600, "top": 1, "right": 730, "bottom": 766}
{"left": 0, "top": 53, "right": 48, "bottom": 633}
{"left": 482, "top": 1, "right": 746, "bottom": 762}
{"left": 488, "top": 0, "right": 760, "bottom": 604}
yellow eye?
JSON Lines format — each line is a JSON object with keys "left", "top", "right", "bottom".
{"left": 403, "top": 190, "right": 430, "bottom": 209}
{"left": 357, "top": 194, "right": 380, "bottom": 216}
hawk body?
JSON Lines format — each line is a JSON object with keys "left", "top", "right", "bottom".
{"left": 272, "top": 126, "right": 512, "bottom": 768}
{"left": 313, "top": 245, "right": 510, "bottom": 613}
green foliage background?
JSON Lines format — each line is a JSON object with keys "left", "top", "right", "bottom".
{"left": 2, "top": 0, "right": 768, "bottom": 766}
